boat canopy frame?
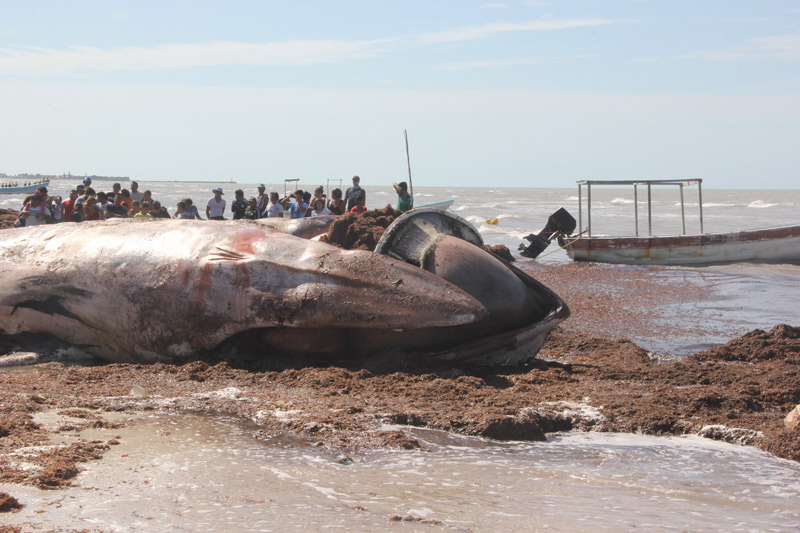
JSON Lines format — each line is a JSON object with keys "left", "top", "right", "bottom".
{"left": 577, "top": 179, "right": 704, "bottom": 238}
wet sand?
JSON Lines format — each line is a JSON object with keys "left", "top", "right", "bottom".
{"left": 2, "top": 209, "right": 800, "bottom": 523}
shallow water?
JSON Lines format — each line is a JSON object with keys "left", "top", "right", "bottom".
{"left": 629, "top": 263, "right": 800, "bottom": 355}
{"left": 3, "top": 412, "right": 800, "bottom": 532}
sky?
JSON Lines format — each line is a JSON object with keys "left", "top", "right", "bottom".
{"left": 1, "top": 1, "right": 798, "bottom": 188}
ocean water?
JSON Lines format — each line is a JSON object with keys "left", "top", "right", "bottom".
{"left": 3, "top": 181, "right": 800, "bottom": 531}
{"left": 5, "top": 179, "right": 797, "bottom": 253}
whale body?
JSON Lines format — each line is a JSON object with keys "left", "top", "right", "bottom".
{"left": 0, "top": 217, "right": 568, "bottom": 365}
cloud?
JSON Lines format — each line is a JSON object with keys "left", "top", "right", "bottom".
{"left": 481, "top": 3, "right": 509, "bottom": 8}
{"left": 437, "top": 54, "right": 599, "bottom": 71}
{"left": 683, "top": 31, "right": 800, "bottom": 60}
{"left": 416, "top": 18, "right": 618, "bottom": 44}
{"left": 0, "top": 18, "right": 622, "bottom": 75}
{"left": 0, "top": 39, "right": 397, "bottom": 75}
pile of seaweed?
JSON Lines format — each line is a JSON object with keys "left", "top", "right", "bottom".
{"left": 319, "top": 206, "right": 515, "bottom": 261}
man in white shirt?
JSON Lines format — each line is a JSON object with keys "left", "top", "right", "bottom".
{"left": 266, "top": 192, "right": 284, "bottom": 218}
{"left": 130, "top": 181, "right": 144, "bottom": 203}
{"left": 207, "top": 188, "right": 226, "bottom": 220}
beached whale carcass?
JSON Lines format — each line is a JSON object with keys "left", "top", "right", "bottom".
{"left": 0, "top": 213, "right": 568, "bottom": 365}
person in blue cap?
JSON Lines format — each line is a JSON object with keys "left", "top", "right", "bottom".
{"left": 256, "top": 183, "right": 268, "bottom": 218}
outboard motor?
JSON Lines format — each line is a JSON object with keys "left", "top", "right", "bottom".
{"left": 518, "top": 207, "right": 577, "bottom": 259}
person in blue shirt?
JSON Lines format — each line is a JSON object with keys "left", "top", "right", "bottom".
{"left": 289, "top": 190, "right": 308, "bottom": 219}
{"left": 231, "top": 189, "right": 248, "bottom": 220}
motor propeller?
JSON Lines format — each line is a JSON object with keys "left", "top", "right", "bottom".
{"left": 518, "top": 207, "right": 577, "bottom": 259}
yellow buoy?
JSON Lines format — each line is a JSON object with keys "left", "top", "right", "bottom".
{"left": 486, "top": 218, "right": 498, "bottom": 225}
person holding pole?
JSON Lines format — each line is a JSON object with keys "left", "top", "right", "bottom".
{"left": 393, "top": 181, "right": 413, "bottom": 212}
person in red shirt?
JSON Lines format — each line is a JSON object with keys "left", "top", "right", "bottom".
{"left": 349, "top": 193, "right": 367, "bottom": 213}
{"left": 61, "top": 189, "right": 78, "bottom": 221}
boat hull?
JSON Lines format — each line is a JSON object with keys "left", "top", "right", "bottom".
{"left": 564, "top": 225, "right": 800, "bottom": 266}
{"left": 0, "top": 180, "right": 50, "bottom": 195}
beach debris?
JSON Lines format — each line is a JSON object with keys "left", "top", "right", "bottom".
{"left": 485, "top": 244, "right": 515, "bottom": 262}
{"left": 129, "top": 385, "right": 148, "bottom": 398}
{"left": 785, "top": 405, "right": 800, "bottom": 432}
{"left": 0, "top": 352, "right": 39, "bottom": 368}
{"left": 698, "top": 425, "right": 763, "bottom": 446}
{"left": 0, "top": 491, "right": 24, "bottom": 513}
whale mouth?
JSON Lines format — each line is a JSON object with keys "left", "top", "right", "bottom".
{"left": 217, "top": 210, "right": 569, "bottom": 367}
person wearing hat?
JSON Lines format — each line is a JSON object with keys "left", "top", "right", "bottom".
{"left": 207, "top": 187, "right": 226, "bottom": 220}
{"left": 255, "top": 183, "right": 268, "bottom": 218}
{"left": 345, "top": 175, "right": 365, "bottom": 212}
{"left": 82, "top": 177, "right": 92, "bottom": 188}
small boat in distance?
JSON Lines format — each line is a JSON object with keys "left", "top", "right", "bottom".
{"left": 415, "top": 199, "right": 454, "bottom": 211}
{"left": 0, "top": 179, "right": 50, "bottom": 195}
{"left": 520, "top": 179, "right": 800, "bottom": 266}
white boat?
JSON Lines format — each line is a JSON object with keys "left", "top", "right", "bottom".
{"left": 0, "top": 179, "right": 50, "bottom": 195}
{"left": 414, "top": 199, "right": 453, "bottom": 211}
{"left": 565, "top": 224, "right": 800, "bottom": 265}
{"left": 520, "top": 179, "right": 800, "bottom": 266}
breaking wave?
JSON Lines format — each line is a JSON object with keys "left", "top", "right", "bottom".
{"left": 748, "top": 200, "right": 780, "bottom": 209}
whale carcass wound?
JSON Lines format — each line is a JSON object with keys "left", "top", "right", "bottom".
{"left": 0, "top": 211, "right": 568, "bottom": 365}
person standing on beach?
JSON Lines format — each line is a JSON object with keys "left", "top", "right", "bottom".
{"left": 289, "top": 190, "right": 308, "bottom": 219}
{"left": 231, "top": 189, "right": 248, "bottom": 219}
{"left": 207, "top": 188, "right": 226, "bottom": 220}
{"left": 118, "top": 189, "right": 133, "bottom": 212}
{"left": 130, "top": 181, "right": 144, "bottom": 203}
{"left": 152, "top": 201, "right": 170, "bottom": 218}
{"left": 105, "top": 193, "right": 129, "bottom": 218}
{"left": 349, "top": 193, "right": 367, "bottom": 214}
{"left": 97, "top": 192, "right": 111, "bottom": 214}
{"left": 311, "top": 198, "right": 331, "bottom": 217}
{"left": 345, "top": 176, "right": 364, "bottom": 212}
{"left": 266, "top": 192, "right": 284, "bottom": 217}
{"left": 244, "top": 197, "right": 260, "bottom": 219}
{"left": 256, "top": 183, "right": 268, "bottom": 218}
{"left": 61, "top": 189, "right": 78, "bottom": 221}
{"left": 327, "top": 188, "right": 345, "bottom": 215}
{"left": 393, "top": 181, "right": 413, "bottom": 212}
{"left": 182, "top": 198, "right": 204, "bottom": 220}
{"left": 19, "top": 192, "right": 52, "bottom": 226}
{"left": 72, "top": 187, "right": 95, "bottom": 222}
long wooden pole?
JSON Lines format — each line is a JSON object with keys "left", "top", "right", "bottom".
{"left": 404, "top": 130, "right": 414, "bottom": 201}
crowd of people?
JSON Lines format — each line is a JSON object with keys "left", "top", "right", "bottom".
{"left": 15, "top": 175, "right": 414, "bottom": 227}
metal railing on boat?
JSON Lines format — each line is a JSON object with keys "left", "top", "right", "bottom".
{"left": 576, "top": 179, "right": 703, "bottom": 237}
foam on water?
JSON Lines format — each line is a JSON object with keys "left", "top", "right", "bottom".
{"left": 4, "top": 413, "right": 799, "bottom": 531}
